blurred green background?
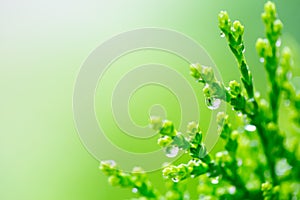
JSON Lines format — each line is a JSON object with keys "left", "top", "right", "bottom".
{"left": 1, "top": 0, "right": 300, "bottom": 199}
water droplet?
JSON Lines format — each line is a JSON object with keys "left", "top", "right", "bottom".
{"left": 244, "top": 124, "right": 256, "bottom": 132}
{"left": 276, "top": 39, "right": 281, "bottom": 47}
{"left": 237, "top": 112, "right": 243, "bottom": 118}
{"left": 211, "top": 176, "right": 219, "bottom": 184}
{"left": 220, "top": 32, "right": 225, "bottom": 38}
{"left": 259, "top": 57, "right": 265, "bottom": 63}
{"left": 275, "top": 158, "right": 292, "bottom": 176}
{"left": 172, "top": 177, "right": 179, "bottom": 182}
{"left": 164, "top": 146, "right": 179, "bottom": 158}
{"left": 132, "top": 188, "right": 138, "bottom": 193}
{"left": 228, "top": 186, "right": 236, "bottom": 194}
{"left": 255, "top": 91, "right": 261, "bottom": 98}
{"left": 104, "top": 160, "right": 116, "bottom": 167}
{"left": 205, "top": 97, "right": 221, "bottom": 110}
{"left": 237, "top": 159, "right": 243, "bottom": 167}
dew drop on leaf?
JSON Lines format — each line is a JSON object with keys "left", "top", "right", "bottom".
{"left": 260, "top": 57, "right": 265, "bottom": 63}
{"left": 205, "top": 97, "right": 221, "bottom": 110}
{"left": 132, "top": 188, "right": 138, "bottom": 193}
{"left": 172, "top": 177, "right": 179, "bottom": 182}
{"left": 105, "top": 160, "right": 116, "bottom": 167}
{"left": 220, "top": 31, "right": 225, "bottom": 38}
{"left": 276, "top": 39, "right": 281, "bottom": 47}
{"left": 237, "top": 158, "right": 243, "bottom": 167}
{"left": 275, "top": 158, "right": 292, "bottom": 176}
{"left": 228, "top": 186, "right": 236, "bottom": 194}
{"left": 244, "top": 124, "right": 256, "bottom": 132}
{"left": 164, "top": 146, "right": 179, "bottom": 158}
{"left": 211, "top": 176, "right": 219, "bottom": 184}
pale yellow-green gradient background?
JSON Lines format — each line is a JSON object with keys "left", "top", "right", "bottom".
{"left": 1, "top": 1, "right": 300, "bottom": 199}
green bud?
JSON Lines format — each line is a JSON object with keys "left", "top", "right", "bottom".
{"left": 190, "top": 64, "right": 215, "bottom": 84}
{"left": 149, "top": 116, "right": 162, "bottom": 131}
{"left": 108, "top": 175, "right": 120, "bottom": 186}
{"left": 190, "top": 63, "right": 202, "bottom": 80}
{"left": 273, "top": 19, "right": 283, "bottom": 35}
{"left": 266, "top": 122, "right": 278, "bottom": 134}
{"left": 218, "top": 11, "right": 231, "bottom": 33}
{"left": 262, "top": 181, "right": 272, "bottom": 192}
{"left": 118, "top": 172, "right": 132, "bottom": 187}
{"left": 160, "top": 120, "right": 176, "bottom": 137}
{"left": 281, "top": 47, "right": 292, "bottom": 61}
{"left": 202, "top": 66, "right": 215, "bottom": 83}
{"left": 162, "top": 165, "right": 178, "bottom": 178}
{"left": 231, "top": 130, "right": 239, "bottom": 141}
{"left": 157, "top": 136, "right": 173, "bottom": 147}
{"left": 187, "top": 121, "right": 199, "bottom": 134}
{"left": 177, "top": 163, "right": 189, "bottom": 179}
{"left": 100, "top": 160, "right": 117, "bottom": 175}
{"left": 229, "top": 80, "right": 241, "bottom": 96}
{"left": 264, "top": 1, "right": 276, "bottom": 20}
{"left": 280, "top": 47, "right": 293, "bottom": 71}
{"left": 203, "top": 84, "right": 213, "bottom": 97}
{"left": 232, "top": 20, "right": 244, "bottom": 37}
{"left": 256, "top": 38, "right": 272, "bottom": 58}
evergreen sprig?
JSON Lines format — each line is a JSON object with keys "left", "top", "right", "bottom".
{"left": 100, "top": 2, "right": 300, "bottom": 199}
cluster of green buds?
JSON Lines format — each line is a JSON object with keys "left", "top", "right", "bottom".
{"left": 261, "top": 1, "right": 283, "bottom": 45}
{"left": 190, "top": 63, "right": 255, "bottom": 114}
{"left": 256, "top": 1, "right": 283, "bottom": 84}
{"left": 218, "top": 11, "right": 245, "bottom": 58}
{"left": 150, "top": 116, "right": 208, "bottom": 159}
{"left": 256, "top": 1, "right": 284, "bottom": 123}
{"left": 162, "top": 160, "right": 209, "bottom": 182}
{"left": 261, "top": 182, "right": 279, "bottom": 200}
{"left": 99, "top": 2, "right": 300, "bottom": 199}
{"left": 190, "top": 63, "right": 226, "bottom": 110}
{"left": 99, "top": 160, "right": 158, "bottom": 198}
{"left": 219, "top": 9, "right": 255, "bottom": 101}
{"left": 151, "top": 115, "right": 213, "bottom": 162}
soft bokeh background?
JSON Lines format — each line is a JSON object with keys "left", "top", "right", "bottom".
{"left": 1, "top": 0, "right": 299, "bottom": 199}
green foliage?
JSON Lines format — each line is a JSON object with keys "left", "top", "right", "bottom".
{"left": 100, "top": 2, "right": 300, "bottom": 199}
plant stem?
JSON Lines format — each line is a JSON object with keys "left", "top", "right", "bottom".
{"left": 253, "top": 121, "right": 278, "bottom": 185}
